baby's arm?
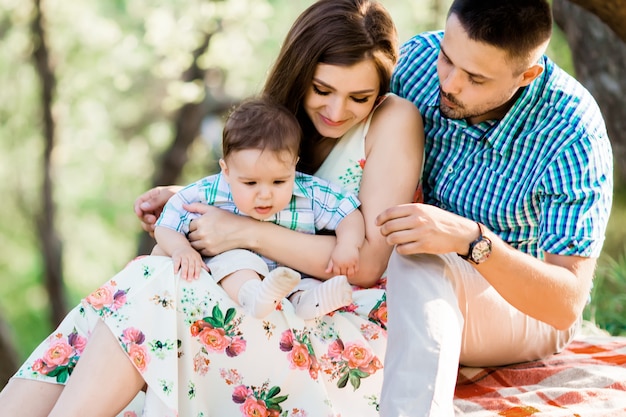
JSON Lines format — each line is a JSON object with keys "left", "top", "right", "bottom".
{"left": 154, "top": 226, "right": 208, "bottom": 281}
{"left": 326, "top": 209, "right": 365, "bottom": 278}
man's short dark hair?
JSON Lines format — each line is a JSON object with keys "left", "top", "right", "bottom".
{"left": 448, "top": 0, "right": 552, "bottom": 67}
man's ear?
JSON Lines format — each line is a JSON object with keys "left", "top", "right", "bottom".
{"left": 519, "top": 63, "right": 544, "bottom": 88}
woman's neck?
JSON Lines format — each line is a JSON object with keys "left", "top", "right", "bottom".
{"left": 298, "top": 135, "right": 338, "bottom": 174}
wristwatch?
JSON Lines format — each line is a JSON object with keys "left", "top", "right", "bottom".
{"left": 459, "top": 222, "right": 492, "bottom": 264}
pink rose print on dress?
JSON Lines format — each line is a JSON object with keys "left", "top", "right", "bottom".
{"left": 83, "top": 280, "right": 129, "bottom": 318}
{"left": 321, "top": 338, "right": 382, "bottom": 390}
{"left": 191, "top": 304, "right": 246, "bottom": 358}
{"left": 231, "top": 381, "right": 288, "bottom": 417}
{"left": 31, "top": 329, "right": 87, "bottom": 383}
{"left": 367, "top": 292, "right": 387, "bottom": 330}
{"left": 279, "top": 329, "right": 319, "bottom": 380}
{"left": 118, "top": 327, "right": 150, "bottom": 373}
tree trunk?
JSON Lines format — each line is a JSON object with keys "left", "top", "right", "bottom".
{"left": 136, "top": 30, "right": 235, "bottom": 256}
{"left": 554, "top": 0, "right": 626, "bottom": 183}
{"left": 32, "top": 0, "right": 67, "bottom": 325}
{"left": 0, "top": 312, "right": 19, "bottom": 389}
{"left": 566, "top": 0, "right": 626, "bottom": 43}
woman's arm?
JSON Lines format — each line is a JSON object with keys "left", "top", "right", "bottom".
{"left": 187, "top": 96, "right": 424, "bottom": 287}
{"left": 134, "top": 185, "right": 184, "bottom": 235}
{"left": 186, "top": 204, "right": 339, "bottom": 279}
{"left": 350, "top": 95, "right": 423, "bottom": 286}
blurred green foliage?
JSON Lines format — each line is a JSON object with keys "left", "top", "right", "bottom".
{"left": 0, "top": 0, "right": 624, "bottom": 367}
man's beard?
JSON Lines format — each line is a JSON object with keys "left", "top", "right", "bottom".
{"left": 439, "top": 87, "right": 523, "bottom": 122}
{"left": 439, "top": 91, "right": 467, "bottom": 119}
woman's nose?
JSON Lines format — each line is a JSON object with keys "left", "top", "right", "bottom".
{"left": 326, "top": 96, "right": 346, "bottom": 121}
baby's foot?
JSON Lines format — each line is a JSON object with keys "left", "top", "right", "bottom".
{"left": 291, "top": 275, "right": 352, "bottom": 320}
{"left": 239, "top": 267, "right": 301, "bottom": 318}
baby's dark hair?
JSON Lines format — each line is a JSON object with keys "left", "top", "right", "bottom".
{"left": 222, "top": 97, "right": 302, "bottom": 162}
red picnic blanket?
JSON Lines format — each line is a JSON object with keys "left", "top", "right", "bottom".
{"left": 454, "top": 336, "right": 626, "bottom": 416}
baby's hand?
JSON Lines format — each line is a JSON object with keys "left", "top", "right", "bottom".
{"left": 326, "top": 245, "right": 360, "bottom": 278}
{"left": 171, "top": 247, "right": 209, "bottom": 281}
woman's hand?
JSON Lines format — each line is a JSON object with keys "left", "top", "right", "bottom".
{"left": 133, "top": 185, "right": 183, "bottom": 236}
{"left": 186, "top": 203, "right": 257, "bottom": 256}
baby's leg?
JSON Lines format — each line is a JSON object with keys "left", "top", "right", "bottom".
{"left": 208, "top": 249, "right": 300, "bottom": 319}
{"left": 290, "top": 276, "right": 353, "bottom": 320}
{"left": 225, "top": 267, "right": 301, "bottom": 319}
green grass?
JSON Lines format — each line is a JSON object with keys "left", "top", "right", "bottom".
{"left": 585, "top": 250, "right": 626, "bottom": 335}
{"left": 585, "top": 178, "right": 626, "bottom": 336}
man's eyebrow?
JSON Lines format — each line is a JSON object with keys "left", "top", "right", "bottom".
{"left": 313, "top": 78, "right": 377, "bottom": 95}
{"left": 440, "top": 45, "right": 490, "bottom": 81}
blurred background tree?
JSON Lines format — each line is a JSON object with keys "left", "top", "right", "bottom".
{"left": 0, "top": 0, "right": 624, "bottom": 387}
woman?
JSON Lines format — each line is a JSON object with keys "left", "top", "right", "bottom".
{"left": 0, "top": 0, "right": 423, "bottom": 415}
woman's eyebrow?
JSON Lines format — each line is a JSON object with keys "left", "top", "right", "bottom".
{"left": 312, "top": 78, "right": 377, "bottom": 95}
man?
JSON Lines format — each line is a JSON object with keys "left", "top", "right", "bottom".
{"left": 378, "top": 0, "right": 613, "bottom": 415}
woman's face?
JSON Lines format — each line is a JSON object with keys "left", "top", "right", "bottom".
{"left": 304, "top": 60, "right": 381, "bottom": 138}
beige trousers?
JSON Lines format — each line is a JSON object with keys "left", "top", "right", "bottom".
{"left": 380, "top": 252, "right": 579, "bottom": 417}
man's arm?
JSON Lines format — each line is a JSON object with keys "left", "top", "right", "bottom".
{"left": 376, "top": 203, "right": 594, "bottom": 330}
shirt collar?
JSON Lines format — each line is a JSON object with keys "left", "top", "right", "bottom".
{"left": 488, "top": 56, "right": 549, "bottom": 154}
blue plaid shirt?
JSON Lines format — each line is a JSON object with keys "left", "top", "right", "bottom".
{"left": 391, "top": 31, "right": 613, "bottom": 259}
{"left": 157, "top": 171, "right": 361, "bottom": 269}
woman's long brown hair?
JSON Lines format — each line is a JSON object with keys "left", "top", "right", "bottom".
{"left": 262, "top": 0, "right": 398, "bottom": 174}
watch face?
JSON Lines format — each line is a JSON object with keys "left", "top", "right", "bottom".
{"left": 471, "top": 239, "right": 491, "bottom": 263}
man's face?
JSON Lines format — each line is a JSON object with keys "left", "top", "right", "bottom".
{"left": 436, "top": 14, "right": 529, "bottom": 124}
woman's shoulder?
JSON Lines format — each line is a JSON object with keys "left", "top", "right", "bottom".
{"left": 373, "top": 93, "right": 421, "bottom": 120}
{"left": 368, "top": 94, "right": 423, "bottom": 144}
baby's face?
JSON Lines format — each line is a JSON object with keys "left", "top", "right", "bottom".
{"left": 220, "top": 149, "right": 297, "bottom": 220}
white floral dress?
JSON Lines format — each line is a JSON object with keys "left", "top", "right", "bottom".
{"left": 14, "top": 106, "right": 387, "bottom": 417}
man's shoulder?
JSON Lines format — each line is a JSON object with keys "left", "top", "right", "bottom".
{"left": 539, "top": 57, "right": 607, "bottom": 136}
{"left": 399, "top": 31, "right": 443, "bottom": 65}
{"left": 393, "top": 31, "right": 442, "bottom": 105}
{"left": 401, "top": 31, "right": 443, "bottom": 49}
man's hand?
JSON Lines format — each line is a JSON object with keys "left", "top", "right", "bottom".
{"left": 375, "top": 203, "right": 477, "bottom": 256}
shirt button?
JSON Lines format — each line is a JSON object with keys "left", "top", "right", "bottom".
{"left": 446, "top": 167, "right": 454, "bottom": 174}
